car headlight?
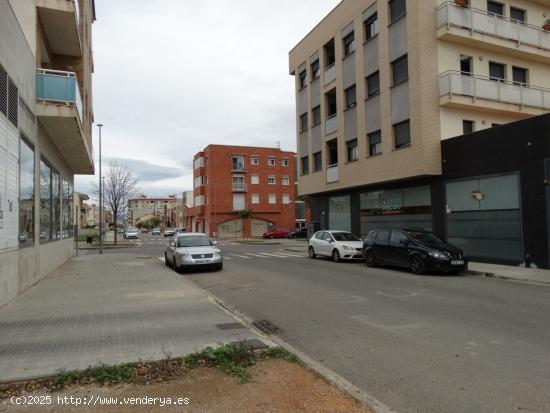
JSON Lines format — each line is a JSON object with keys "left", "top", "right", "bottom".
{"left": 342, "top": 246, "right": 354, "bottom": 251}
{"left": 214, "top": 252, "right": 222, "bottom": 258}
{"left": 178, "top": 253, "right": 191, "bottom": 259}
{"left": 428, "top": 251, "right": 449, "bottom": 260}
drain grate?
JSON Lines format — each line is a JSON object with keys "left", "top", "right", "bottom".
{"left": 215, "top": 322, "right": 246, "bottom": 331}
{"left": 252, "top": 319, "right": 280, "bottom": 335}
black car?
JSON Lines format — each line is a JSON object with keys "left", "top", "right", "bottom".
{"left": 362, "top": 228, "right": 467, "bottom": 275}
{"left": 288, "top": 227, "right": 308, "bottom": 239}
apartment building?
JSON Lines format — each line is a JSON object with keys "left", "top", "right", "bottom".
{"left": 127, "top": 195, "right": 178, "bottom": 227}
{"left": 289, "top": 0, "right": 550, "bottom": 266}
{"left": 186, "top": 145, "right": 296, "bottom": 238}
{"left": 0, "top": 0, "right": 95, "bottom": 307}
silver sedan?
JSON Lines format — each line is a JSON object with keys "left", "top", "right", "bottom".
{"left": 165, "top": 233, "right": 223, "bottom": 272}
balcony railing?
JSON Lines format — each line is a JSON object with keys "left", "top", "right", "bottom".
{"left": 324, "top": 64, "right": 336, "bottom": 85}
{"left": 327, "top": 164, "right": 339, "bottom": 183}
{"left": 325, "top": 114, "right": 338, "bottom": 135}
{"left": 36, "top": 69, "right": 83, "bottom": 122}
{"left": 436, "top": 2, "right": 550, "bottom": 52}
{"left": 439, "top": 71, "right": 550, "bottom": 110}
{"left": 231, "top": 183, "right": 247, "bottom": 192}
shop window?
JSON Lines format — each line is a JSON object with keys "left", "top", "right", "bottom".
{"left": 40, "top": 160, "right": 53, "bottom": 242}
{"left": 19, "top": 137, "right": 34, "bottom": 247}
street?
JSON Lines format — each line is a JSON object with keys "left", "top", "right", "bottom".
{"left": 109, "top": 233, "right": 550, "bottom": 413}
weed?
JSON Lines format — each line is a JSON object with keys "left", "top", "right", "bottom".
{"left": 261, "top": 346, "right": 298, "bottom": 363}
{"left": 87, "top": 363, "right": 135, "bottom": 384}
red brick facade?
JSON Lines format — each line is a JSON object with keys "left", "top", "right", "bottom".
{"left": 186, "top": 145, "right": 297, "bottom": 238}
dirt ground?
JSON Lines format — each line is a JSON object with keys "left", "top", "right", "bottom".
{"left": 1, "top": 359, "right": 371, "bottom": 413}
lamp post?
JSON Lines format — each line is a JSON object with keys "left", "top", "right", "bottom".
{"left": 97, "top": 123, "right": 103, "bottom": 254}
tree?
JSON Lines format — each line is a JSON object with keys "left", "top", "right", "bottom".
{"left": 237, "top": 208, "right": 253, "bottom": 241}
{"left": 95, "top": 161, "right": 138, "bottom": 245}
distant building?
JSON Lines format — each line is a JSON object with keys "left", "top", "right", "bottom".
{"left": 186, "top": 145, "right": 296, "bottom": 238}
{"left": 128, "top": 195, "right": 178, "bottom": 227}
{"left": 73, "top": 192, "right": 89, "bottom": 229}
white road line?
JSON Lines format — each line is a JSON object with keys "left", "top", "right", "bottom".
{"left": 259, "top": 252, "right": 290, "bottom": 258}
{"left": 277, "top": 252, "right": 306, "bottom": 258}
{"left": 229, "top": 254, "right": 252, "bottom": 259}
{"left": 243, "top": 253, "right": 269, "bottom": 258}
{"left": 224, "top": 256, "right": 232, "bottom": 260}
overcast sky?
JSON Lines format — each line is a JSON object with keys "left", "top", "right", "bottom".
{"left": 75, "top": 0, "right": 341, "bottom": 200}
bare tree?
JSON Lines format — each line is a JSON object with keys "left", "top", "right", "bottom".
{"left": 95, "top": 161, "right": 138, "bottom": 245}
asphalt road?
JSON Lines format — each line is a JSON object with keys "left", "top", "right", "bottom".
{"left": 102, "top": 234, "right": 550, "bottom": 413}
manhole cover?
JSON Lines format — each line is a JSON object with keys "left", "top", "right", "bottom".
{"left": 252, "top": 319, "right": 280, "bottom": 335}
{"left": 216, "top": 322, "right": 246, "bottom": 331}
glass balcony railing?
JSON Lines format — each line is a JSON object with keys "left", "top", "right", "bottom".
{"left": 437, "top": 1, "right": 550, "bottom": 52}
{"left": 36, "top": 69, "right": 83, "bottom": 122}
{"left": 439, "top": 71, "right": 550, "bottom": 110}
{"left": 327, "top": 164, "right": 339, "bottom": 183}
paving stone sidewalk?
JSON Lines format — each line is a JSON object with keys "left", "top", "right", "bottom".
{"left": 0, "top": 253, "right": 262, "bottom": 382}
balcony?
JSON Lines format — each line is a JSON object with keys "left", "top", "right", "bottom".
{"left": 325, "top": 114, "right": 338, "bottom": 135}
{"left": 36, "top": 69, "right": 93, "bottom": 174}
{"left": 436, "top": 2, "right": 550, "bottom": 63}
{"left": 231, "top": 183, "right": 247, "bottom": 193}
{"left": 37, "top": 0, "right": 82, "bottom": 57}
{"left": 231, "top": 166, "right": 247, "bottom": 173}
{"left": 439, "top": 71, "right": 550, "bottom": 115}
{"left": 324, "top": 64, "right": 336, "bottom": 86}
{"left": 327, "top": 164, "right": 339, "bottom": 183}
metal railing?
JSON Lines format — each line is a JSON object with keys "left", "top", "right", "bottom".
{"left": 231, "top": 183, "right": 247, "bottom": 192}
{"left": 36, "top": 68, "right": 83, "bottom": 122}
{"left": 327, "top": 164, "right": 339, "bottom": 183}
{"left": 439, "top": 70, "right": 550, "bottom": 110}
{"left": 436, "top": 1, "right": 550, "bottom": 51}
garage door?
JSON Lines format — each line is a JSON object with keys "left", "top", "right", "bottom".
{"left": 250, "top": 218, "right": 270, "bottom": 237}
{"left": 218, "top": 219, "right": 243, "bottom": 239}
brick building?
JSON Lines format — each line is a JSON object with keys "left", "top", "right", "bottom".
{"left": 186, "top": 145, "right": 296, "bottom": 238}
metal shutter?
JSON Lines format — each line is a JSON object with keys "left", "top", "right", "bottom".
{"left": 7, "top": 78, "right": 18, "bottom": 127}
{"left": 0, "top": 65, "right": 7, "bottom": 116}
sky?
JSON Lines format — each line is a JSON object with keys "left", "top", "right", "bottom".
{"left": 75, "top": 0, "right": 342, "bottom": 200}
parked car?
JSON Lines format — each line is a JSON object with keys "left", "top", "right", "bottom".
{"left": 165, "top": 232, "right": 223, "bottom": 272}
{"left": 362, "top": 228, "right": 467, "bottom": 275}
{"left": 174, "top": 227, "right": 186, "bottom": 234}
{"left": 164, "top": 228, "right": 175, "bottom": 237}
{"left": 308, "top": 230, "right": 363, "bottom": 262}
{"left": 151, "top": 228, "right": 161, "bottom": 235}
{"left": 140, "top": 227, "right": 149, "bottom": 233}
{"left": 263, "top": 228, "right": 290, "bottom": 239}
{"left": 288, "top": 227, "right": 308, "bottom": 239}
{"left": 124, "top": 228, "right": 139, "bottom": 239}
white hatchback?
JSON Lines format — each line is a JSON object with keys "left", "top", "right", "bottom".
{"left": 308, "top": 230, "right": 363, "bottom": 262}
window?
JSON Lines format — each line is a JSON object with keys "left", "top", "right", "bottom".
{"left": 460, "top": 55, "right": 472, "bottom": 75}
{"left": 510, "top": 7, "right": 526, "bottom": 23}
{"left": 268, "top": 194, "right": 276, "bottom": 204}
{"left": 281, "top": 158, "right": 289, "bottom": 167}
{"left": 252, "top": 193, "right": 260, "bottom": 204}
{"left": 343, "top": 31, "right": 355, "bottom": 57}
{"left": 40, "top": 160, "right": 53, "bottom": 241}
{"left": 251, "top": 156, "right": 259, "bottom": 165}
{"left": 62, "top": 179, "right": 73, "bottom": 239}
{"left": 315, "top": 231, "right": 325, "bottom": 240}
{"left": 251, "top": 174, "right": 259, "bottom": 185}
{"left": 268, "top": 157, "right": 276, "bottom": 166}
{"left": 512, "top": 66, "right": 527, "bottom": 85}
{"left": 390, "top": 230, "right": 408, "bottom": 245}
{"left": 326, "top": 89, "right": 337, "bottom": 117}
{"left": 375, "top": 229, "right": 390, "bottom": 245}
{"left": 300, "top": 113, "right": 308, "bottom": 132}
{"left": 345, "top": 85, "right": 356, "bottom": 108}
{"left": 282, "top": 194, "right": 290, "bottom": 204}
{"left": 347, "top": 139, "right": 358, "bottom": 162}
{"left": 299, "top": 70, "right": 307, "bottom": 89}
{"left": 327, "top": 139, "right": 338, "bottom": 165}
{"left": 313, "top": 151, "right": 322, "bottom": 172}
{"left": 368, "top": 130, "right": 382, "bottom": 156}
{"left": 311, "top": 59, "right": 320, "bottom": 80}
{"left": 282, "top": 176, "right": 290, "bottom": 185}
{"left": 232, "top": 175, "right": 245, "bottom": 191}
{"left": 489, "top": 62, "right": 506, "bottom": 81}
{"left": 487, "top": 1, "right": 504, "bottom": 17}
{"left": 312, "top": 106, "right": 321, "bottom": 126}
{"left": 389, "top": 0, "right": 406, "bottom": 24}
{"left": 463, "top": 120, "right": 475, "bottom": 134}
{"left": 366, "top": 71, "right": 380, "bottom": 97}
{"left": 392, "top": 55, "right": 408, "bottom": 85}
{"left": 394, "top": 120, "right": 411, "bottom": 149}
{"left": 268, "top": 175, "right": 276, "bottom": 185}
{"left": 231, "top": 155, "right": 245, "bottom": 171}
{"left": 365, "top": 13, "right": 379, "bottom": 40}
{"left": 301, "top": 156, "right": 309, "bottom": 175}
{"left": 232, "top": 194, "right": 245, "bottom": 211}
{"left": 19, "top": 138, "right": 34, "bottom": 247}
{"left": 324, "top": 39, "right": 335, "bottom": 67}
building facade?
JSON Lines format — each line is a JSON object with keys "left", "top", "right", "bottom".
{"left": 0, "top": 0, "right": 95, "bottom": 307}
{"left": 127, "top": 195, "right": 178, "bottom": 228}
{"left": 186, "top": 145, "right": 296, "bottom": 238}
{"left": 289, "top": 0, "right": 550, "bottom": 260}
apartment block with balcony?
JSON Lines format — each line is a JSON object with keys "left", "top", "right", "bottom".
{"left": 127, "top": 195, "right": 178, "bottom": 228}
{"left": 289, "top": 0, "right": 550, "bottom": 266}
{"left": 186, "top": 145, "right": 296, "bottom": 239}
{"left": 0, "top": 0, "right": 96, "bottom": 307}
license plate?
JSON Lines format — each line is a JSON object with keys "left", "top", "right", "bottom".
{"left": 451, "top": 260, "right": 464, "bottom": 265}
{"left": 195, "top": 259, "right": 210, "bottom": 264}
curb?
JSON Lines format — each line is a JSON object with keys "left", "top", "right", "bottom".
{"left": 466, "top": 270, "right": 550, "bottom": 286}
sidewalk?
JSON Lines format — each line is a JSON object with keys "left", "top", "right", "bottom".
{"left": 0, "top": 253, "right": 264, "bottom": 382}
{"left": 282, "top": 245, "right": 550, "bottom": 285}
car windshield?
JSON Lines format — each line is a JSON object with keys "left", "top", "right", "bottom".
{"left": 332, "top": 232, "right": 360, "bottom": 242}
{"left": 408, "top": 231, "right": 444, "bottom": 245}
{"left": 178, "top": 235, "right": 212, "bottom": 248}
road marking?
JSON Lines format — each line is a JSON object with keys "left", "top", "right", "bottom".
{"left": 276, "top": 252, "right": 306, "bottom": 258}
{"left": 229, "top": 254, "right": 252, "bottom": 259}
{"left": 224, "top": 256, "right": 232, "bottom": 260}
{"left": 243, "top": 253, "right": 269, "bottom": 258}
{"left": 258, "top": 252, "right": 290, "bottom": 258}
{"left": 158, "top": 257, "right": 165, "bottom": 262}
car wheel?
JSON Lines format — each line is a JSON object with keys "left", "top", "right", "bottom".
{"left": 410, "top": 255, "right": 426, "bottom": 275}
{"left": 332, "top": 249, "right": 341, "bottom": 263}
{"left": 308, "top": 247, "right": 316, "bottom": 259}
{"left": 216, "top": 263, "right": 223, "bottom": 271}
{"left": 164, "top": 253, "right": 170, "bottom": 267}
{"left": 365, "top": 252, "right": 377, "bottom": 267}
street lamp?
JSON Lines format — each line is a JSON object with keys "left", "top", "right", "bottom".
{"left": 97, "top": 123, "right": 103, "bottom": 254}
